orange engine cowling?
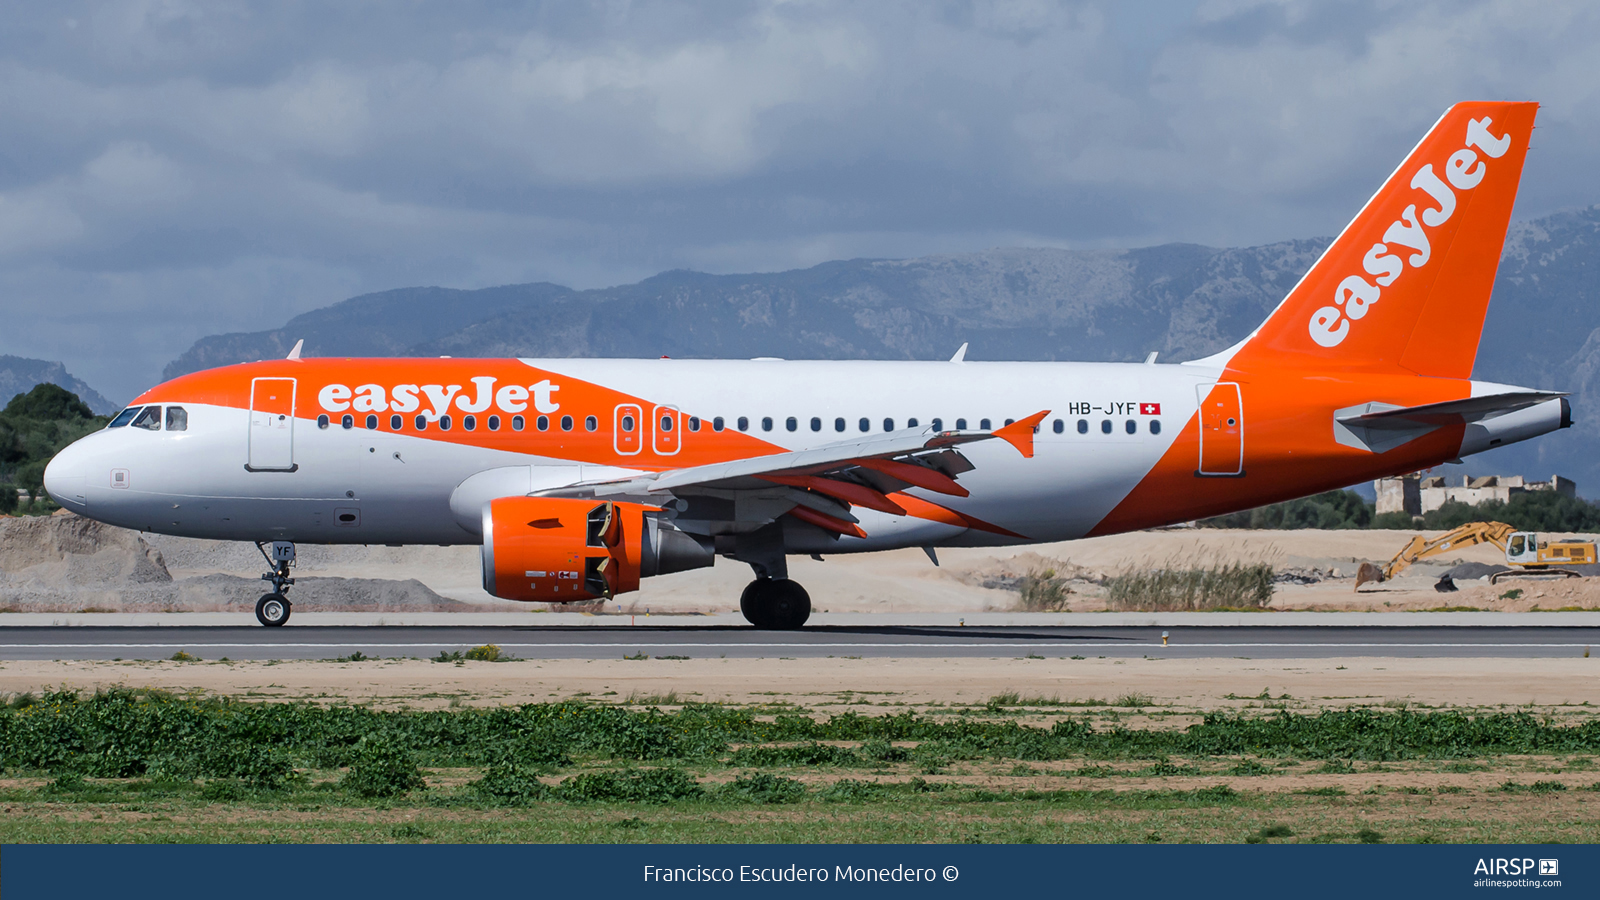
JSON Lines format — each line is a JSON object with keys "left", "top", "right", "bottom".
{"left": 481, "top": 497, "right": 648, "bottom": 602}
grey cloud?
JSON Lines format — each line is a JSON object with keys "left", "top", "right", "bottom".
{"left": 0, "top": 0, "right": 1596, "bottom": 400}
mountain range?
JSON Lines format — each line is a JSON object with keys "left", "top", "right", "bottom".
{"left": 141, "top": 203, "right": 1600, "bottom": 495}
{"left": 0, "top": 357, "right": 116, "bottom": 416}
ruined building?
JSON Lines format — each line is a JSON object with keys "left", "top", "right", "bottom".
{"left": 1374, "top": 473, "right": 1577, "bottom": 517}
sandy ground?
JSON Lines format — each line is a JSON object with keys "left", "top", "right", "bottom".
{"left": 138, "top": 527, "right": 1600, "bottom": 615}
{"left": 4, "top": 656, "right": 1597, "bottom": 710}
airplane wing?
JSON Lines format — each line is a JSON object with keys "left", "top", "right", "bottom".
{"left": 535, "top": 411, "right": 1048, "bottom": 537}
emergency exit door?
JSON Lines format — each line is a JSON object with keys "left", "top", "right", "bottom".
{"left": 1196, "top": 382, "right": 1243, "bottom": 476}
{"left": 248, "top": 377, "right": 297, "bottom": 472}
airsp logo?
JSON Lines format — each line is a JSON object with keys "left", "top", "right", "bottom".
{"left": 1308, "top": 115, "right": 1512, "bottom": 349}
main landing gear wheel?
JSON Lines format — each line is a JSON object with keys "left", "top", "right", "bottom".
{"left": 255, "top": 593, "right": 291, "bottom": 627}
{"left": 740, "top": 578, "right": 811, "bottom": 630}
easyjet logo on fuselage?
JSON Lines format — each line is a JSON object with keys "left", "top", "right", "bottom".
{"left": 1307, "top": 115, "right": 1513, "bottom": 348}
{"left": 317, "top": 377, "right": 561, "bottom": 419}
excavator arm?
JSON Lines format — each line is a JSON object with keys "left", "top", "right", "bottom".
{"left": 1355, "top": 521, "right": 1516, "bottom": 590}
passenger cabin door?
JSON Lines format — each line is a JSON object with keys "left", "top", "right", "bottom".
{"left": 248, "top": 377, "right": 297, "bottom": 472}
{"left": 614, "top": 404, "right": 642, "bottom": 456}
{"left": 652, "top": 405, "right": 681, "bottom": 456}
{"left": 1196, "top": 382, "right": 1243, "bottom": 476}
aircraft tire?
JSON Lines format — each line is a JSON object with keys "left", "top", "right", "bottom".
{"left": 739, "top": 578, "right": 811, "bottom": 630}
{"left": 255, "top": 593, "right": 292, "bottom": 627}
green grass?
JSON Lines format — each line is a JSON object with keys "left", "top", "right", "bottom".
{"left": 4, "top": 688, "right": 1600, "bottom": 843}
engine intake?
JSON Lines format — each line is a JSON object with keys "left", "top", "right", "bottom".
{"left": 481, "top": 497, "right": 713, "bottom": 602}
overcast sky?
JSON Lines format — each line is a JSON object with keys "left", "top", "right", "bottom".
{"left": 2, "top": 0, "right": 1598, "bottom": 400}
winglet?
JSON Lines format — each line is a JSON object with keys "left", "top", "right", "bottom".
{"left": 286, "top": 339, "right": 304, "bottom": 361}
{"left": 994, "top": 410, "right": 1049, "bottom": 458}
{"left": 950, "top": 342, "right": 968, "bottom": 363}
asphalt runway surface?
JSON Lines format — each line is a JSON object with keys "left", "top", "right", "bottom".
{"left": 0, "top": 624, "right": 1596, "bottom": 660}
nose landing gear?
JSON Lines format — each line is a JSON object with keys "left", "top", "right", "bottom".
{"left": 254, "top": 541, "right": 296, "bottom": 627}
{"left": 739, "top": 578, "right": 811, "bottom": 630}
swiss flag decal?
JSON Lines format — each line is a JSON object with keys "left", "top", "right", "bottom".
{"left": 1139, "top": 403, "right": 1161, "bottom": 415}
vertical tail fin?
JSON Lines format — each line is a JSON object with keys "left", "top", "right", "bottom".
{"left": 1223, "top": 102, "right": 1538, "bottom": 378}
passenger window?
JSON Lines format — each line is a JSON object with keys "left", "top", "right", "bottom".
{"left": 980, "top": 418, "right": 991, "bottom": 430}
{"left": 342, "top": 414, "right": 354, "bottom": 430}
{"left": 621, "top": 415, "right": 636, "bottom": 432}
{"left": 536, "top": 415, "right": 548, "bottom": 431}
{"left": 366, "top": 415, "right": 378, "bottom": 430}
{"left": 956, "top": 418, "right": 967, "bottom": 430}
{"left": 688, "top": 417, "right": 701, "bottom": 432}
{"left": 513, "top": 415, "right": 525, "bottom": 431}
{"left": 859, "top": 418, "right": 870, "bottom": 433}
{"left": 1150, "top": 420, "right": 1161, "bottom": 435}
{"left": 713, "top": 416, "right": 725, "bottom": 432}
{"left": 585, "top": 415, "right": 598, "bottom": 432}
{"left": 317, "top": 414, "right": 330, "bottom": 429}
{"left": 165, "top": 406, "right": 188, "bottom": 431}
{"left": 414, "top": 415, "right": 427, "bottom": 431}
{"left": 738, "top": 416, "right": 749, "bottom": 432}
{"left": 439, "top": 415, "right": 453, "bottom": 431}
{"left": 810, "top": 417, "right": 822, "bottom": 432}
{"left": 1125, "top": 419, "right": 1136, "bottom": 435}
{"left": 108, "top": 406, "right": 142, "bottom": 428}
{"left": 883, "top": 418, "right": 894, "bottom": 432}
{"left": 1077, "top": 419, "right": 1088, "bottom": 434}
{"left": 560, "top": 415, "right": 573, "bottom": 432}
{"left": 656, "top": 415, "right": 670, "bottom": 433}
{"left": 907, "top": 418, "right": 918, "bottom": 428}
{"left": 834, "top": 417, "right": 845, "bottom": 432}
{"left": 463, "top": 415, "right": 476, "bottom": 431}
{"left": 931, "top": 418, "right": 943, "bottom": 431}
{"left": 390, "top": 414, "right": 402, "bottom": 430}
{"left": 786, "top": 417, "right": 798, "bottom": 432}
{"left": 1052, "top": 419, "right": 1063, "bottom": 434}
{"left": 1101, "top": 419, "right": 1112, "bottom": 434}
{"left": 487, "top": 415, "right": 500, "bottom": 431}
{"left": 761, "top": 417, "right": 773, "bottom": 432}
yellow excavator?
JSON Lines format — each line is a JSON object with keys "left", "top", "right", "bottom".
{"left": 1355, "top": 521, "right": 1597, "bottom": 590}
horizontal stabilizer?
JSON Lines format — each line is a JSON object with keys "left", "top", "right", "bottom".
{"left": 1334, "top": 390, "right": 1566, "bottom": 454}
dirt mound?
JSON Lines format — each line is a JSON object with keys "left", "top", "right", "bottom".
{"left": 1441, "top": 562, "right": 1513, "bottom": 581}
{"left": 0, "top": 514, "right": 474, "bottom": 613}
{"left": 0, "top": 513, "right": 170, "bottom": 587}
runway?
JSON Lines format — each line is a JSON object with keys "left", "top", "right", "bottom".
{"left": 0, "top": 624, "right": 1596, "bottom": 660}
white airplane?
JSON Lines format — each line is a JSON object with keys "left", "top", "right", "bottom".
{"left": 44, "top": 101, "right": 1567, "bottom": 628}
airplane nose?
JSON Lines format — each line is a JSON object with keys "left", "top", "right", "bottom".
{"left": 43, "top": 440, "right": 89, "bottom": 511}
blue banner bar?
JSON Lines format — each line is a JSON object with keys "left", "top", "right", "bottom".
{"left": 2, "top": 844, "right": 1591, "bottom": 898}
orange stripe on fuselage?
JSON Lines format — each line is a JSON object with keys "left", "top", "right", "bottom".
{"left": 1089, "top": 370, "right": 1467, "bottom": 535}
{"left": 132, "top": 359, "right": 785, "bottom": 470}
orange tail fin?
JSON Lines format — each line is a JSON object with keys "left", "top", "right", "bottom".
{"left": 1221, "top": 102, "right": 1538, "bottom": 378}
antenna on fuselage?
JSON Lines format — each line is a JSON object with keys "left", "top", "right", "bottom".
{"left": 286, "top": 339, "right": 304, "bottom": 361}
{"left": 949, "top": 343, "right": 968, "bottom": 363}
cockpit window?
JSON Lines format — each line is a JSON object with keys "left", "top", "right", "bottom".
{"left": 165, "top": 406, "right": 188, "bottom": 432}
{"left": 130, "top": 406, "right": 162, "bottom": 431}
{"left": 108, "top": 406, "right": 142, "bottom": 428}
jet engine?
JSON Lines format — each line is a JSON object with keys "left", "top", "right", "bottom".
{"left": 481, "top": 497, "right": 714, "bottom": 602}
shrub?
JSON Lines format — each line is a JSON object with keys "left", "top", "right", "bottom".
{"left": 819, "top": 779, "right": 890, "bottom": 802}
{"left": 341, "top": 734, "right": 426, "bottom": 799}
{"left": 471, "top": 763, "right": 551, "bottom": 805}
{"left": 1106, "top": 563, "right": 1273, "bottom": 611}
{"left": 719, "top": 772, "right": 806, "bottom": 803}
{"left": 731, "top": 742, "right": 859, "bottom": 767}
{"left": 859, "top": 739, "right": 910, "bottom": 763}
{"left": 558, "top": 768, "right": 703, "bottom": 803}
{"left": 1018, "top": 569, "right": 1070, "bottom": 611}
{"left": 465, "top": 644, "right": 501, "bottom": 662}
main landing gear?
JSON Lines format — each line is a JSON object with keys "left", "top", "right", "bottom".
{"left": 740, "top": 578, "right": 811, "bottom": 630}
{"left": 254, "top": 541, "right": 296, "bottom": 627}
